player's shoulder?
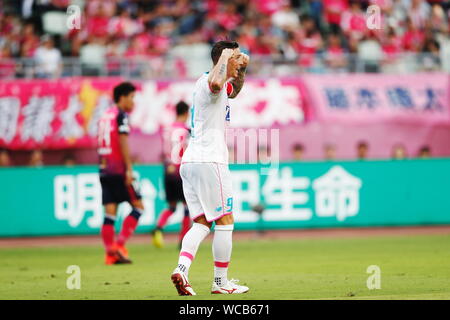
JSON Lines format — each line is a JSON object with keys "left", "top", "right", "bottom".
{"left": 116, "top": 108, "right": 130, "bottom": 133}
{"left": 195, "top": 72, "right": 223, "bottom": 97}
{"left": 195, "top": 72, "right": 209, "bottom": 87}
{"left": 100, "top": 106, "right": 117, "bottom": 120}
{"left": 117, "top": 107, "right": 128, "bottom": 117}
{"left": 172, "top": 121, "right": 189, "bottom": 131}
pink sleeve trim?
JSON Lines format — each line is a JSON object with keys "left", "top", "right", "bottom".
{"left": 226, "top": 82, "right": 234, "bottom": 97}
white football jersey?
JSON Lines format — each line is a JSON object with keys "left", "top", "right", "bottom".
{"left": 182, "top": 73, "right": 232, "bottom": 164}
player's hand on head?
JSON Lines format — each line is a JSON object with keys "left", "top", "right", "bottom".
{"left": 238, "top": 53, "right": 250, "bottom": 68}
{"left": 221, "top": 48, "right": 235, "bottom": 60}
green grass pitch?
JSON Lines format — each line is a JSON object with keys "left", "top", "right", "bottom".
{"left": 1, "top": 233, "right": 450, "bottom": 300}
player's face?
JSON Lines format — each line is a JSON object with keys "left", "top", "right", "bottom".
{"left": 122, "top": 92, "right": 136, "bottom": 112}
{"left": 227, "top": 48, "right": 242, "bottom": 79}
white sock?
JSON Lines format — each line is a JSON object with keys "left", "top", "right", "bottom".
{"left": 177, "top": 223, "right": 210, "bottom": 276}
{"left": 213, "top": 224, "right": 234, "bottom": 287}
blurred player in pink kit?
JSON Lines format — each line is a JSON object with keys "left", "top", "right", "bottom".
{"left": 152, "top": 101, "right": 191, "bottom": 248}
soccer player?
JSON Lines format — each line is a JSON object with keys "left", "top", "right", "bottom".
{"left": 152, "top": 101, "right": 191, "bottom": 248}
{"left": 171, "top": 41, "right": 250, "bottom": 295}
{"left": 97, "top": 82, "right": 144, "bottom": 265}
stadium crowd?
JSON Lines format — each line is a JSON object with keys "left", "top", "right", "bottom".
{"left": 0, "top": 0, "right": 450, "bottom": 78}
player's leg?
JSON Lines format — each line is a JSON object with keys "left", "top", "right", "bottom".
{"left": 177, "top": 214, "right": 212, "bottom": 276}
{"left": 102, "top": 202, "right": 119, "bottom": 264}
{"left": 179, "top": 201, "right": 191, "bottom": 247}
{"left": 171, "top": 163, "right": 209, "bottom": 295}
{"left": 212, "top": 214, "right": 234, "bottom": 290}
{"left": 172, "top": 215, "right": 211, "bottom": 296}
{"left": 100, "top": 175, "right": 131, "bottom": 265}
{"left": 152, "top": 200, "right": 177, "bottom": 248}
{"left": 156, "top": 201, "right": 177, "bottom": 230}
{"left": 210, "top": 165, "right": 248, "bottom": 294}
{"left": 115, "top": 180, "right": 144, "bottom": 260}
{"left": 175, "top": 162, "right": 227, "bottom": 277}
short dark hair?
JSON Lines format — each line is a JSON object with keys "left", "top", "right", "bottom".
{"left": 357, "top": 141, "right": 368, "bottom": 148}
{"left": 419, "top": 145, "right": 431, "bottom": 153}
{"left": 113, "top": 82, "right": 136, "bottom": 103}
{"left": 176, "top": 101, "right": 189, "bottom": 116}
{"left": 211, "top": 40, "right": 239, "bottom": 65}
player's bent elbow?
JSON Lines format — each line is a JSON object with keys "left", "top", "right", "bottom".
{"left": 208, "top": 81, "right": 222, "bottom": 94}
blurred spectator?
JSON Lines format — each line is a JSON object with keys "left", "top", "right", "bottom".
{"left": 109, "top": 7, "right": 142, "bottom": 39}
{"left": 86, "top": 4, "right": 111, "bottom": 39}
{"left": 323, "top": 0, "right": 349, "bottom": 32}
{"left": 407, "top": 0, "right": 431, "bottom": 30}
{"left": 34, "top": 35, "right": 62, "bottom": 78}
{"left": 340, "top": 0, "right": 366, "bottom": 43}
{"left": 357, "top": 141, "right": 369, "bottom": 160}
{"left": 297, "top": 14, "right": 323, "bottom": 69}
{"left": 271, "top": 0, "right": 300, "bottom": 32}
{"left": 392, "top": 144, "right": 408, "bottom": 160}
{"left": 292, "top": 143, "right": 305, "bottom": 161}
{"left": 420, "top": 38, "right": 441, "bottom": 71}
{"left": 428, "top": 3, "right": 448, "bottom": 34}
{"left": 417, "top": 145, "right": 431, "bottom": 159}
{"left": 358, "top": 33, "right": 384, "bottom": 72}
{"left": 402, "top": 18, "right": 425, "bottom": 52}
{"left": 0, "top": 149, "right": 11, "bottom": 167}
{"left": 214, "top": 1, "right": 242, "bottom": 31}
{"left": 62, "top": 153, "right": 76, "bottom": 167}
{"left": 0, "top": 46, "right": 15, "bottom": 78}
{"left": 79, "top": 37, "right": 106, "bottom": 76}
{"left": 169, "top": 32, "right": 211, "bottom": 78}
{"left": 324, "top": 143, "right": 336, "bottom": 160}
{"left": 381, "top": 27, "right": 403, "bottom": 65}
{"left": 29, "top": 149, "right": 44, "bottom": 167}
{"left": 324, "top": 32, "right": 348, "bottom": 70}
{"left": 20, "top": 23, "right": 39, "bottom": 58}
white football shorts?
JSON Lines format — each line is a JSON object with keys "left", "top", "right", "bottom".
{"left": 180, "top": 162, "right": 233, "bottom": 222}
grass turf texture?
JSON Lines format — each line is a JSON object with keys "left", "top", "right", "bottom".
{"left": 1, "top": 233, "right": 449, "bottom": 300}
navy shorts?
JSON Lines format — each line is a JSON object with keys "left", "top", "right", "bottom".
{"left": 164, "top": 172, "right": 185, "bottom": 203}
{"left": 100, "top": 174, "right": 142, "bottom": 205}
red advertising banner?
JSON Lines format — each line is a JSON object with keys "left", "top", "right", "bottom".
{"left": 0, "top": 78, "right": 123, "bottom": 150}
{"left": 1, "top": 74, "right": 449, "bottom": 153}
{"left": 0, "top": 77, "right": 307, "bottom": 150}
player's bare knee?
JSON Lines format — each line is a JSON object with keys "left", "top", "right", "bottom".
{"left": 104, "top": 203, "right": 118, "bottom": 216}
{"left": 194, "top": 215, "right": 212, "bottom": 229}
{"left": 215, "top": 214, "right": 234, "bottom": 225}
{"left": 131, "top": 200, "right": 144, "bottom": 210}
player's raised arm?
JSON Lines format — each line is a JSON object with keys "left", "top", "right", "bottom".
{"left": 208, "top": 48, "right": 235, "bottom": 94}
{"left": 228, "top": 53, "right": 249, "bottom": 99}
